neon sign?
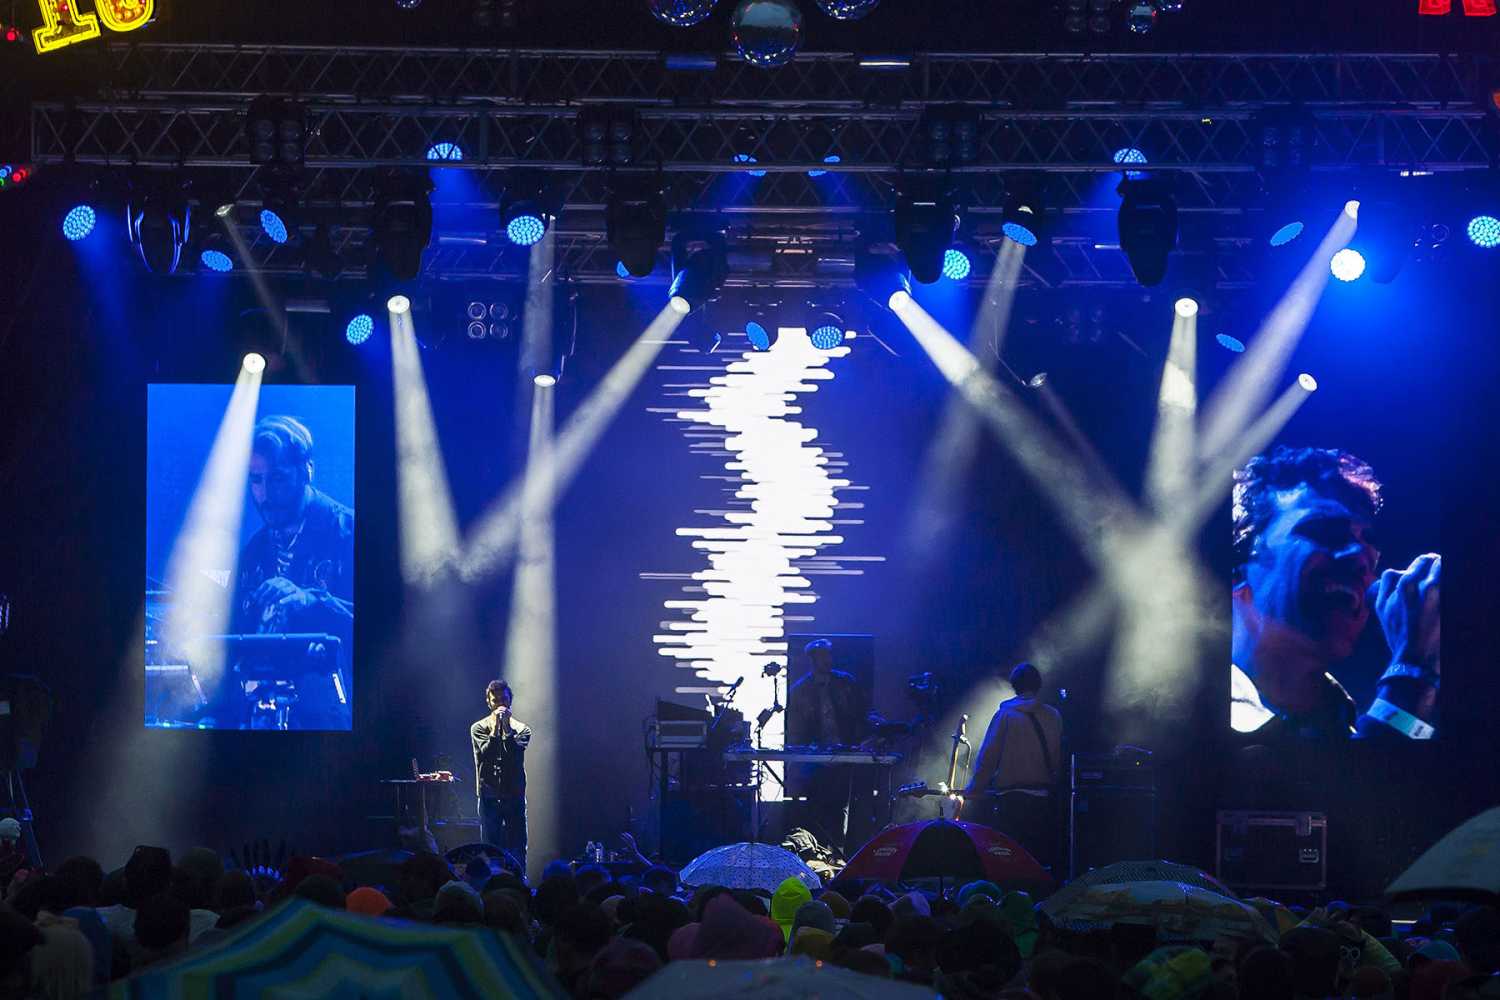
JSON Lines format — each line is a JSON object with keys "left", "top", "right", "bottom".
{"left": 32, "top": 0, "right": 153, "bottom": 55}
{"left": 1418, "top": 0, "right": 1496, "bottom": 13}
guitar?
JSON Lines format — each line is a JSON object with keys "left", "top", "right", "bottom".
{"left": 895, "top": 714, "right": 971, "bottom": 819}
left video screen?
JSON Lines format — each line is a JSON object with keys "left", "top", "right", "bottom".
{"left": 146, "top": 384, "right": 355, "bottom": 731}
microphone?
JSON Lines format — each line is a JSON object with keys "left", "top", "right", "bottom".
{"left": 724, "top": 676, "right": 745, "bottom": 693}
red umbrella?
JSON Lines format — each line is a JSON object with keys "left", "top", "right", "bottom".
{"left": 836, "top": 820, "right": 1052, "bottom": 890}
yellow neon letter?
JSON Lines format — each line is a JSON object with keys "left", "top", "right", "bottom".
{"left": 96, "top": 0, "right": 154, "bottom": 33}
{"left": 32, "top": 0, "right": 101, "bottom": 53}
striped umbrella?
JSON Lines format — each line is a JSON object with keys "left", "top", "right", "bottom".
{"left": 111, "top": 899, "right": 562, "bottom": 1000}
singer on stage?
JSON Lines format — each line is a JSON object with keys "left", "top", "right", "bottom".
{"left": 471, "top": 679, "right": 532, "bottom": 872}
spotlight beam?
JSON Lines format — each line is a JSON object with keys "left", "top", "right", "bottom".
{"left": 892, "top": 291, "right": 1143, "bottom": 567}
{"left": 1198, "top": 207, "right": 1354, "bottom": 465}
{"left": 519, "top": 228, "right": 556, "bottom": 399}
{"left": 161, "top": 366, "right": 263, "bottom": 691}
{"left": 391, "top": 303, "right": 462, "bottom": 585}
{"left": 503, "top": 383, "right": 557, "bottom": 880}
{"left": 459, "top": 303, "right": 687, "bottom": 581}
{"left": 906, "top": 240, "right": 1026, "bottom": 562}
{"left": 1144, "top": 305, "right": 1198, "bottom": 515}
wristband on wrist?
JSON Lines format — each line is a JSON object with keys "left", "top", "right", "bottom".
{"left": 1367, "top": 697, "right": 1436, "bottom": 740}
{"left": 1379, "top": 663, "right": 1440, "bottom": 691}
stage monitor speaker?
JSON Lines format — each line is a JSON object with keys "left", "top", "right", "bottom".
{"left": 1070, "top": 787, "right": 1157, "bottom": 879}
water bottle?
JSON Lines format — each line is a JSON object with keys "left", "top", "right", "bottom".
{"left": 593, "top": 841, "right": 605, "bottom": 864}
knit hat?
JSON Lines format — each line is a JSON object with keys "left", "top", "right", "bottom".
{"left": 434, "top": 880, "right": 483, "bottom": 922}
{"left": 345, "top": 887, "right": 393, "bottom": 917}
{"left": 1122, "top": 946, "right": 1214, "bottom": 1000}
{"left": 789, "top": 927, "right": 835, "bottom": 961}
{"left": 818, "top": 889, "right": 851, "bottom": 921}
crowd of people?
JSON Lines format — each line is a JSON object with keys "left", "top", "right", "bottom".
{"left": 1, "top": 816, "right": 1498, "bottom": 1000}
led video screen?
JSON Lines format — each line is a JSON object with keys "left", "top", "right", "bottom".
{"left": 146, "top": 384, "right": 354, "bottom": 731}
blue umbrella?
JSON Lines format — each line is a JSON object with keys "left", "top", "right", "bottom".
{"left": 680, "top": 842, "right": 821, "bottom": 892}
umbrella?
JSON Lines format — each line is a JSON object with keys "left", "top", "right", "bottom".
{"left": 1040, "top": 880, "right": 1277, "bottom": 945}
{"left": 680, "top": 842, "right": 821, "bottom": 893}
{"left": 1045, "top": 860, "right": 1233, "bottom": 915}
{"left": 626, "top": 956, "right": 936, "bottom": 1000}
{"left": 1386, "top": 806, "right": 1500, "bottom": 904}
{"left": 836, "top": 820, "right": 1050, "bottom": 890}
{"left": 111, "top": 898, "right": 562, "bottom": 1000}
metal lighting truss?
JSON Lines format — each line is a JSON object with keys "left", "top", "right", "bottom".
{"left": 26, "top": 45, "right": 1500, "bottom": 286}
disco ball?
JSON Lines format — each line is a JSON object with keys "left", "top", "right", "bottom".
{"left": 732, "top": 0, "right": 803, "bottom": 69}
{"left": 649, "top": 0, "right": 719, "bottom": 27}
{"left": 1127, "top": 2, "right": 1156, "bottom": 33}
{"left": 813, "top": 0, "right": 878, "bottom": 19}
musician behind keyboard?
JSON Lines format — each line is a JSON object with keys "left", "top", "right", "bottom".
{"left": 785, "top": 639, "right": 870, "bottom": 852}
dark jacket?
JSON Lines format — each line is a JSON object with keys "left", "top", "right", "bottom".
{"left": 472, "top": 715, "right": 533, "bottom": 799}
{"left": 786, "top": 671, "right": 864, "bottom": 746}
{"left": 234, "top": 488, "right": 354, "bottom": 638}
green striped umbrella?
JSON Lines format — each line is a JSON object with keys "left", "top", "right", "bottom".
{"left": 112, "top": 899, "right": 562, "bottom": 1000}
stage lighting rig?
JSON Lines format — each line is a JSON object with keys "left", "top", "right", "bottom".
{"left": 669, "top": 229, "right": 729, "bottom": 314}
{"left": 371, "top": 171, "right": 434, "bottom": 282}
{"left": 894, "top": 179, "right": 959, "bottom": 285}
{"left": 607, "top": 178, "right": 667, "bottom": 278}
{"left": 578, "top": 108, "right": 639, "bottom": 167}
{"left": 855, "top": 249, "right": 912, "bottom": 310}
{"left": 917, "top": 107, "right": 981, "bottom": 167}
{"left": 246, "top": 96, "right": 306, "bottom": 167}
{"left": 500, "top": 172, "right": 553, "bottom": 248}
{"left": 303, "top": 224, "right": 345, "bottom": 280}
{"left": 1117, "top": 177, "right": 1178, "bottom": 287}
{"left": 1000, "top": 176, "right": 1048, "bottom": 248}
{"left": 128, "top": 182, "right": 191, "bottom": 275}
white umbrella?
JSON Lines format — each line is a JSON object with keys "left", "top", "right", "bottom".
{"left": 1386, "top": 806, "right": 1500, "bottom": 903}
{"left": 679, "top": 842, "right": 821, "bottom": 893}
{"left": 626, "top": 957, "right": 934, "bottom": 1000}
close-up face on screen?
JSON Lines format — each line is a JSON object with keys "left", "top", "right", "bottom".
{"left": 1229, "top": 442, "right": 1440, "bottom": 744}
{"left": 145, "top": 384, "right": 355, "bottom": 731}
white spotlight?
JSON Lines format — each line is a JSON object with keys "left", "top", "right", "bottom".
{"left": 388, "top": 294, "right": 412, "bottom": 315}
{"left": 888, "top": 289, "right": 912, "bottom": 311}
{"left": 533, "top": 373, "right": 557, "bottom": 388}
{"left": 1344, "top": 200, "right": 1360, "bottom": 220}
{"left": 242, "top": 352, "right": 266, "bottom": 374}
{"left": 1297, "top": 372, "right": 1318, "bottom": 392}
{"left": 669, "top": 295, "right": 691, "bottom": 316}
{"left": 1028, "top": 372, "right": 1049, "bottom": 389}
{"left": 1174, "top": 297, "right": 1199, "bottom": 318}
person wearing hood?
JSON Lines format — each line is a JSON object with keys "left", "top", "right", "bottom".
{"left": 960, "top": 663, "right": 1062, "bottom": 869}
{"left": 770, "top": 876, "right": 813, "bottom": 942}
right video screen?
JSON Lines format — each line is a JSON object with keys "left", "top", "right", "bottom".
{"left": 1228, "top": 438, "right": 1440, "bottom": 743}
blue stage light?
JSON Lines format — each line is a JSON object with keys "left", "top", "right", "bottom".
{"left": 1330, "top": 248, "right": 1366, "bottom": 282}
{"left": 506, "top": 212, "right": 546, "bottom": 247}
{"left": 808, "top": 154, "right": 841, "bottom": 178}
{"left": 810, "top": 325, "right": 843, "bottom": 350}
{"left": 345, "top": 313, "right": 375, "bottom": 345}
{"left": 426, "top": 141, "right": 464, "bottom": 162}
{"left": 1269, "top": 221, "right": 1304, "bottom": 247}
{"left": 1002, "top": 221, "right": 1038, "bottom": 247}
{"left": 745, "top": 321, "right": 771, "bottom": 351}
{"left": 732, "top": 153, "right": 767, "bottom": 178}
{"left": 941, "top": 247, "right": 972, "bottom": 281}
{"left": 1113, "top": 147, "right": 1148, "bottom": 178}
{"left": 62, "top": 205, "right": 96, "bottom": 241}
{"left": 1215, "top": 333, "right": 1246, "bottom": 353}
{"left": 199, "top": 249, "right": 233, "bottom": 272}
{"left": 260, "top": 208, "right": 289, "bottom": 244}
{"left": 616, "top": 261, "right": 632, "bottom": 279}
{"left": 1467, "top": 214, "right": 1500, "bottom": 249}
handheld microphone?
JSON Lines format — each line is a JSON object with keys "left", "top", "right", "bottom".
{"left": 724, "top": 676, "right": 745, "bottom": 693}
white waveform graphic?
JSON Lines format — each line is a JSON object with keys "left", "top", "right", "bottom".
{"left": 650, "top": 328, "right": 857, "bottom": 802}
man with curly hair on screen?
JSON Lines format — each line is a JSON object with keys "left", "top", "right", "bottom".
{"left": 1232, "top": 446, "right": 1440, "bottom": 741}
